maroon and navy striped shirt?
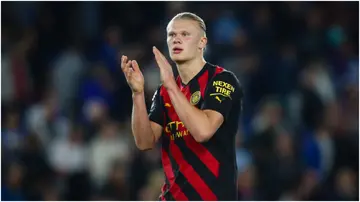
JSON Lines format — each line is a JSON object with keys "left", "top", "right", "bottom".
{"left": 149, "top": 62, "right": 243, "bottom": 201}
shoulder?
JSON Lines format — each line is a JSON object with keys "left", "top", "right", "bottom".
{"left": 207, "top": 63, "right": 240, "bottom": 84}
{"left": 208, "top": 64, "right": 242, "bottom": 91}
{"left": 215, "top": 69, "right": 240, "bottom": 84}
{"left": 205, "top": 64, "right": 244, "bottom": 102}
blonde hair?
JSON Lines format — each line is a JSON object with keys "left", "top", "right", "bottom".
{"left": 171, "top": 12, "right": 207, "bottom": 36}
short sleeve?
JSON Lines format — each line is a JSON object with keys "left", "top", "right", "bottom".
{"left": 148, "top": 86, "right": 164, "bottom": 125}
{"left": 201, "top": 71, "right": 242, "bottom": 120}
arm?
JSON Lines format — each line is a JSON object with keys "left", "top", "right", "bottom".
{"left": 131, "top": 92, "right": 162, "bottom": 150}
{"left": 166, "top": 87, "right": 224, "bottom": 142}
{"left": 167, "top": 71, "right": 241, "bottom": 142}
{"left": 120, "top": 55, "right": 163, "bottom": 150}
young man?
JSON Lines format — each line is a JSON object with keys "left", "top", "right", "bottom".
{"left": 121, "top": 12, "right": 243, "bottom": 201}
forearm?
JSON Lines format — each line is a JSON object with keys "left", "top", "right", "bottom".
{"left": 131, "top": 92, "right": 156, "bottom": 150}
{"left": 167, "top": 86, "right": 213, "bottom": 142}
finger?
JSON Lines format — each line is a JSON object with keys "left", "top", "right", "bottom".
{"left": 121, "top": 55, "right": 128, "bottom": 71}
{"left": 152, "top": 46, "right": 159, "bottom": 60}
{"left": 152, "top": 46, "right": 161, "bottom": 61}
{"left": 153, "top": 46, "right": 169, "bottom": 66}
{"left": 123, "top": 60, "right": 132, "bottom": 77}
{"left": 122, "top": 55, "right": 127, "bottom": 67}
{"left": 126, "top": 60, "right": 132, "bottom": 71}
{"left": 126, "top": 61, "right": 133, "bottom": 77}
{"left": 153, "top": 47, "right": 163, "bottom": 69}
{"left": 126, "top": 68, "right": 133, "bottom": 79}
{"left": 119, "top": 53, "right": 124, "bottom": 65}
{"left": 131, "top": 60, "right": 141, "bottom": 72}
{"left": 154, "top": 46, "right": 167, "bottom": 62}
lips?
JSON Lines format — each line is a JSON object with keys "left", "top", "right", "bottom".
{"left": 172, "top": 47, "right": 183, "bottom": 54}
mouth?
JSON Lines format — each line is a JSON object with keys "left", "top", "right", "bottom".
{"left": 172, "top": 47, "right": 183, "bottom": 54}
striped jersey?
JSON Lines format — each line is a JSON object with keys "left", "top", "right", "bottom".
{"left": 149, "top": 62, "right": 243, "bottom": 201}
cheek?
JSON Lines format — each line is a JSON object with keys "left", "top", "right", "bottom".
{"left": 184, "top": 37, "right": 198, "bottom": 50}
{"left": 185, "top": 36, "right": 195, "bottom": 44}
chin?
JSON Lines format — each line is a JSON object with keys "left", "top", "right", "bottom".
{"left": 170, "top": 55, "right": 189, "bottom": 64}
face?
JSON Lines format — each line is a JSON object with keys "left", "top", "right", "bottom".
{"left": 166, "top": 19, "right": 207, "bottom": 63}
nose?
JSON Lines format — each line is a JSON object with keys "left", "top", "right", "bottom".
{"left": 173, "top": 35, "right": 181, "bottom": 44}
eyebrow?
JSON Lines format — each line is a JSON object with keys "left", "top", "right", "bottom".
{"left": 167, "top": 30, "right": 190, "bottom": 35}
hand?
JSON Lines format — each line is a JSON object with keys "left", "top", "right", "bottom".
{"left": 120, "top": 55, "right": 144, "bottom": 94}
{"left": 152, "top": 46, "right": 177, "bottom": 90}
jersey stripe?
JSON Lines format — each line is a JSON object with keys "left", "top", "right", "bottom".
{"left": 170, "top": 184, "right": 187, "bottom": 201}
{"left": 161, "top": 149, "right": 175, "bottom": 186}
{"left": 161, "top": 86, "right": 217, "bottom": 200}
{"left": 183, "top": 135, "right": 220, "bottom": 177}
{"left": 161, "top": 139, "right": 180, "bottom": 200}
{"left": 160, "top": 89, "right": 187, "bottom": 200}
{"left": 173, "top": 171, "right": 203, "bottom": 200}
{"left": 169, "top": 140, "right": 218, "bottom": 201}
{"left": 161, "top": 149, "right": 188, "bottom": 201}
{"left": 160, "top": 100, "right": 174, "bottom": 201}
{"left": 185, "top": 80, "right": 220, "bottom": 177}
{"left": 176, "top": 139, "right": 220, "bottom": 198}
{"left": 214, "top": 65, "right": 224, "bottom": 76}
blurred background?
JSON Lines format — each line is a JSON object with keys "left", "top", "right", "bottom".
{"left": 1, "top": 1, "right": 359, "bottom": 201}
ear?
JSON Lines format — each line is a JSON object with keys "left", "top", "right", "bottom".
{"left": 198, "top": 36, "right": 207, "bottom": 50}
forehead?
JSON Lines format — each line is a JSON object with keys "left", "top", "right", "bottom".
{"left": 166, "top": 19, "right": 200, "bottom": 33}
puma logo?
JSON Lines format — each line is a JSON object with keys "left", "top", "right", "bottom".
{"left": 215, "top": 96, "right": 223, "bottom": 103}
{"left": 165, "top": 103, "right": 171, "bottom": 107}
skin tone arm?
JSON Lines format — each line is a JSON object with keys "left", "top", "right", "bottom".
{"left": 152, "top": 47, "right": 224, "bottom": 142}
{"left": 120, "top": 55, "right": 162, "bottom": 150}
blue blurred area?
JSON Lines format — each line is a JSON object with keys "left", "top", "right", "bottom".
{"left": 1, "top": 1, "right": 359, "bottom": 201}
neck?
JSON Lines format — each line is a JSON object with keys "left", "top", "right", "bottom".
{"left": 176, "top": 57, "right": 206, "bottom": 85}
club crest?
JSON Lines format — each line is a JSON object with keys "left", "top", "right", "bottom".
{"left": 190, "top": 91, "right": 201, "bottom": 105}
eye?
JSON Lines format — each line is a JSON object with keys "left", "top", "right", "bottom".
{"left": 168, "top": 32, "right": 176, "bottom": 37}
{"left": 182, "top": 32, "right": 189, "bottom": 36}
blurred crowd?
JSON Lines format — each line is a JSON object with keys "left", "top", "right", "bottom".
{"left": 1, "top": 1, "right": 359, "bottom": 201}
